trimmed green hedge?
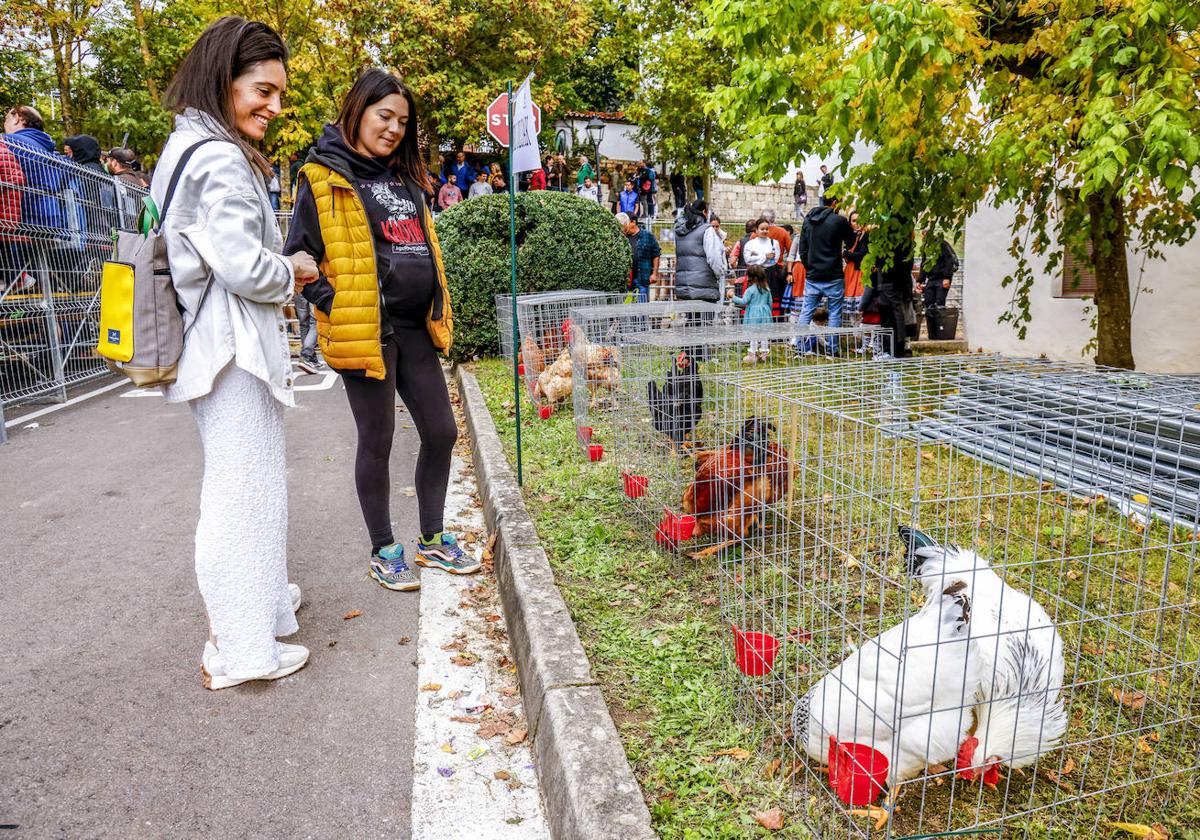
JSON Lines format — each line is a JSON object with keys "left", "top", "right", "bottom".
{"left": 435, "top": 191, "right": 629, "bottom": 361}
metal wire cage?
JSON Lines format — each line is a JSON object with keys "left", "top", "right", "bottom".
{"left": 566, "top": 300, "right": 729, "bottom": 456}
{"left": 493, "top": 290, "right": 626, "bottom": 362}
{"left": 708, "top": 356, "right": 1200, "bottom": 839}
{"left": 611, "top": 323, "right": 894, "bottom": 558}
{"left": 2, "top": 142, "right": 144, "bottom": 407}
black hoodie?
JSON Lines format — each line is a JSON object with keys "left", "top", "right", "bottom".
{"left": 285, "top": 124, "right": 437, "bottom": 333}
{"left": 798, "top": 205, "right": 855, "bottom": 282}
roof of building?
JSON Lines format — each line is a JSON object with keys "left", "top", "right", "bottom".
{"left": 561, "top": 110, "right": 631, "bottom": 122}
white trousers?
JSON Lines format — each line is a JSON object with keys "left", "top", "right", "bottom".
{"left": 191, "top": 364, "right": 297, "bottom": 677}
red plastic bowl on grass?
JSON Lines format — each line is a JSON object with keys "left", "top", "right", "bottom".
{"left": 577, "top": 426, "right": 593, "bottom": 444}
{"left": 827, "top": 737, "right": 889, "bottom": 806}
{"left": 588, "top": 444, "right": 604, "bottom": 461}
{"left": 622, "top": 473, "right": 648, "bottom": 499}
{"left": 731, "top": 625, "right": 780, "bottom": 676}
{"left": 654, "top": 509, "right": 696, "bottom": 545}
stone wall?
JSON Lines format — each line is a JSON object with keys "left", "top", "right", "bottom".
{"left": 658, "top": 178, "right": 818, "bottom": 224}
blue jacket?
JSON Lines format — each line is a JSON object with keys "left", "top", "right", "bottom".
{"left": 619, "top": 189, "right": 638, "bottom": 214}
{"left": 5, "top": 127, "right": 69, "bottom": 230}
{"left": 733, "top": 283, "right": 773, "bottom": 326}
{"left": 449, "top": 160, "right": 476, "bottom": 190}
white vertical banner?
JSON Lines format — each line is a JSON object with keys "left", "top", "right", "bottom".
{"left": 511, "top": 73, "right": 540, "bottom": 174}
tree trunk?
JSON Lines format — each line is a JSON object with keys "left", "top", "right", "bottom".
{"left": 128, "top": 0, "right": 158, "bottom": 100}
{"left": 1087, "top": 189, "right": 1135, "bottom": 370}
{"left": 47, "top": 23, "right": 74, "bottom": 134}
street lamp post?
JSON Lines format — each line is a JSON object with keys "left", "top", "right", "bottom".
{"left": 585, "top": 116, "right": 605, "bottom": 203}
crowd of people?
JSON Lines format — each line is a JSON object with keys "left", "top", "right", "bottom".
{"left": 422, "top": 147, "right": 699, "bottom": 222}
{"left": 1, "top": 105, "right": 156, "bottom": 292}
{"left": 667, "top": 179, "right": 959, "bottom": 360}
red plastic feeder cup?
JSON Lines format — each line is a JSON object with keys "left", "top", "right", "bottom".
{"left": 577, "top": 426, "right": 593, "bottom": 444}
{"left": 654, "top": 508, "right": 696, "bottom": 546}
{"left": 731, "top": 625, "right": 780, "bottom": 677}
{"left": 622, "top": 473, "right": 648, "bottom": 499}
{"left": 517, "top": 362, "right": 525, "bottom": 376}
{"left": 588, "top": 444, "right": 604, "bottom": 461}
{"left": 538, "top": 405, "right": 552, "bottom": 420}
{"left": 828, "top": 737, "right": 889, "bottom": 806}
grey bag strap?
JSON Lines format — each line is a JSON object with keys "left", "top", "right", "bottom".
{"left": 160, "top": 138, "right": 220, "bottom": 343}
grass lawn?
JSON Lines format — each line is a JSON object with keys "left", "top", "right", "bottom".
{"left": 469, "top": 357, "right": 1200, "bottom": 840}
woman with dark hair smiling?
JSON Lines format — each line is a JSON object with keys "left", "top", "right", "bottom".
{"left": 284, "top": 69, "right": 472, "bottom": 593}
{"left": 154, "top": 16, "right": 320, "bottom": 689}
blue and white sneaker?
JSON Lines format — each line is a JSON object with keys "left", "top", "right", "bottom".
{"left": 369, "top": 544, "right": 420, "bottom": 591}
{"left": 414, "top": 533, "right": 481, "bottom": 575}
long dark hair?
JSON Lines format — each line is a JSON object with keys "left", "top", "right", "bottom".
{"left": 337, "top": 69, "right": 429, "bottom": 193}
{"left": 163, "top": 16, "right": 288, "bottom": 177}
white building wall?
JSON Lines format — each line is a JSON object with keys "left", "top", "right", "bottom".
{"left": 554, "top": 119, "right": 645, "bottom": 162}
{"left": 965, "top": 200, "right": 1200, "bottom": 373}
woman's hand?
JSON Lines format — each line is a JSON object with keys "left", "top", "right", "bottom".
{"left": 289, "top": 251, "right": 319, "bottom": 292}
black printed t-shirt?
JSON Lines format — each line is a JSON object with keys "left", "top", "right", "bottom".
{"left": 286, "top": 124, "right": 437, "bottom": 330}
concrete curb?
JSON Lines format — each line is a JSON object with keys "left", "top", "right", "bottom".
{"left": 455, "top": 367, "right": 657, "bottom": 840}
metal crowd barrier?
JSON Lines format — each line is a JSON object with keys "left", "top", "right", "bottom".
{"left": 1, "top": 140, "right": 146, "bottom": 423}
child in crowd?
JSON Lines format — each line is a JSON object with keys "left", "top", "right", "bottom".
{"left": 729, "top": 264, "right": 773, "bottom": 363}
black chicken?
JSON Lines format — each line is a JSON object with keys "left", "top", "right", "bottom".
{"left": 648, "top": 348, "right": 703, "bottom": 447}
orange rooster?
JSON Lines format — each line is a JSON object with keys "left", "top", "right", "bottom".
{"left": 681, "top": 418, "right": 790, "bottom": 557}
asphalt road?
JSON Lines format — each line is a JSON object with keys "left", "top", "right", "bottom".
{"left": 0, "top": 372, "right": 423, "bottom": 838}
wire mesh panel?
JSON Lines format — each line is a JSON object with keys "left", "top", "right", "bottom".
{"left": 708, "top": 356, "right": 1200, "bottom": 839}
{"left": 611, "top": 322, "right": 894, "bottom": 558}
{"left": 497, "top": 290, "right": 626, "bottom": 401}
{"left": 493, "top": 290, "right": 625, "bottom": 362}
{"left": 567, "top": 300, "right": 728, "bottom": 455}
{"left": 1, "top": 142, "right": 143, "bottom": 406}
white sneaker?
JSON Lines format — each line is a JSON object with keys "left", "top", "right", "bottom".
{"left": 289, "top": 583, "right": 302, "bottom": 612}
{"left": 201, "top": 641, "right": 309, "bottom": 690}
{"left": 296, "top": 358, "right": 321, "bottom": 375}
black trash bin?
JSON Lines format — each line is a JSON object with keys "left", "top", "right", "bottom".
{"left": 925, "top": 306, "right": 960, "bottom": 340}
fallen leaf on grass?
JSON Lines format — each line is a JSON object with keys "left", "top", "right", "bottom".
{"left": 1067, "top": 569, "right": 1081, "bottom": 581}
{"left": 343, "top": 610, "right": 362, "bottom": 620}
{"left": 712, "top": 748, "right": 750, "bottom": 761}
{"left": 504, "top": 725, "right": 528, "bottom": 746}
{"left": 1110, "top": 687, "right": 1147, "bottom": 709}
{"left": 753, "top": 808, "right": 785, "bottom": 831}
{"left": 1062, "top": 757, "right": 1076, "bottom": 775}
{"left": 420, "top": 683, "right": 442, "bottom": 692}
{"left": 499, "top": 685, "right": 519, "bottom": 697}
{"left": 787, "top": 628, "right": 813, "bottom": 643}
{"left": 700, "top": 596, "right": 718, "bottom": 607}
{"left": 451, "top": 652, "right": 480, "bottom": 667}
{"left": 1108, "top": 823, "right": 1169, "bottom": 840}
{"left": 1137, "top": 736, "right": 1155, "bottom": 754}
{"left": 720, "top": 779, "right": 738, "bottom": 799}
{"left": 536, "top": 493, "right": 555, "bottom": 503}
{"left": 921, "top": 452, "right": 935, "bottom": 461}
{"left": 764, "top": 758, "right": 782, "bottom": 780}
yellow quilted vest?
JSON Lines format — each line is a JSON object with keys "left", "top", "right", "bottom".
{"left": 300, "top": 163, "right": 453, "bottom": 380}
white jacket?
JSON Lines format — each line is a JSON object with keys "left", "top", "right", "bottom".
{"left": 152, "top": 110, "right": 295, "bottom": 406}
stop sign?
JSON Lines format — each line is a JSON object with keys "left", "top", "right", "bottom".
{"left": 486, "top": 93, "right": 541, "bottom": 148}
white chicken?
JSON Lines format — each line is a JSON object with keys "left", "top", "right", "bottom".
{"left": 899, "top": 526, "right": 1068, "bottom": 788}
{"left": 791, "top": 576, "right": 981, "bottom": 827}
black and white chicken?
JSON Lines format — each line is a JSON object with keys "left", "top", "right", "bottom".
{"left": 791, "top": 575, "right": 981, "bottom": 828}
{"left": 899, "top": 526, "right": 1068, "bottom": 788}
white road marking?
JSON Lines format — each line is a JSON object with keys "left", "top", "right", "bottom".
{"left": 410, "top": 456, "right": 550, "bottom": 840}
{"left": 4, "top": 379, "right": 127, "bottom": 428}
{"left": 121, "top": 368, "right": 338, "bottom": 397}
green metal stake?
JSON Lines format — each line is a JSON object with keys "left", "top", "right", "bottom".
{"left": 507, "top": 79, "right": 523, "bottom": 486}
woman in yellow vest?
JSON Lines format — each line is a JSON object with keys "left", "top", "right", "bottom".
{"left": 284, "top": 69, "right": 476, "bottom": 591}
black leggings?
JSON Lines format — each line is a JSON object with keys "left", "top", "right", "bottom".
{"left": 342, "top": 327, "right": 457, "bottom": 550}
